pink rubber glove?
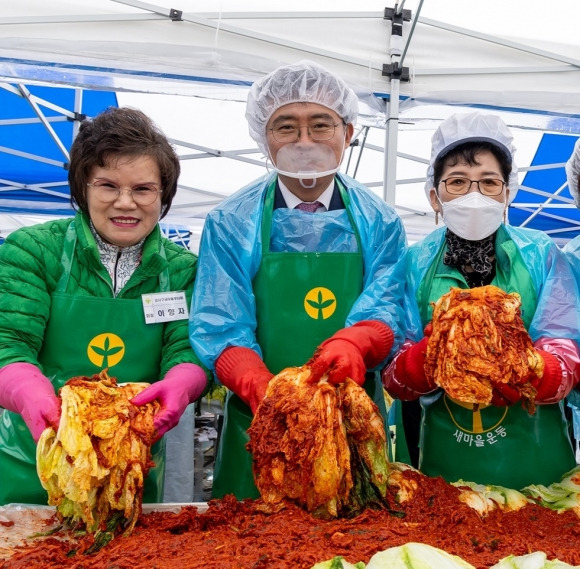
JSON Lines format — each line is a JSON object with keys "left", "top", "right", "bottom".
{"left": 532, "top": 338, "right": 580, "bottom": 404}
{"left": 131, "top": 363, "right": 207, "bottom": 440}
{"left": 0, "top": 362, "right": 61, "bottom": 442}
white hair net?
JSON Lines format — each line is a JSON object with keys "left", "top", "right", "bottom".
{"left": 425, "top": 111, "right": 519, "bottom": 203}
{"left": 565, "top": 137, "right": 580, "bottom": 207}
{"left": 246, "top": 60, "right": 359, "bottom": 156}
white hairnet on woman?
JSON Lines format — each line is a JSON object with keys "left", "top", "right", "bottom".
{"left": 424, "top": 111, "right": 520, "bottom": 202}
{"left": 246, "top": 59, "right": 359, "bottom": 156}
{"left": 565, "top": 137, "right": 580, "bottom": 207}
{"left": 382, "top": 110, "right": 580, "bottom": 489}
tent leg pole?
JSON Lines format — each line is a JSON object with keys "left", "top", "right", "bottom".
{"left": 383, "top": 78, "right": 400, "bottom": 206}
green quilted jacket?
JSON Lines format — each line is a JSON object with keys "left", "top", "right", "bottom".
{"left": 0, "top": 212, "right": 209, "bottom": 382}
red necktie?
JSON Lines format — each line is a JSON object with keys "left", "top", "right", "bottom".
{"left": 295, "top": 201, "right": 322, "bottom": 213}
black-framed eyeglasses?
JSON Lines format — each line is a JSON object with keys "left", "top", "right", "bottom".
{"left": 268, "top": 121, "right": 341, "bottom": 143}
{"left": 87, "top": 180, "right": 162, "bottom": 206}
{"left": 440, "top": 177, "right": 507, "bottom": 196}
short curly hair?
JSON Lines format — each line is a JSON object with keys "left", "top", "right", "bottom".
{"left": 68, "top": 107, "right": 180, "bottom": 220}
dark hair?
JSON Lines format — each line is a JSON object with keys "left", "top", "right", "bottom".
{"left": 68, "top": 107, "right": 180, "bottom": 220}
{"left": 433, "top": 141, "right": 511, "bottom": 188}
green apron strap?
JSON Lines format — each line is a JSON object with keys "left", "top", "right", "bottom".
{"left": 157, "top": 244, "right": 170, "bottom": 292}
{"left": 55, "top": 220, "right": 77, "bottom": 293}
{"left": 213, "top": 178, "right": 391, "bottom": 500}
{"left": 336, "top": 178, "right": 363, "bottom": 253}
{"left": 259, "top": 177, "right": 278, "bottom": 248}
{"left": 392, "top": 400, "right": 412, "bottom": 464}
{"left": 260, "top": 178, "right": 362, "bottom": 254}
{"left": 494, "top": 236, "right": 536, "bottom": 329}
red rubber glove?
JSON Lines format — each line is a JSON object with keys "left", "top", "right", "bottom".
{"left": 382, "top": 337, "right": 436, "bottom": 400}
{"left": 0, "top": 362, "right": 61, "bottom": 442}
{"left": 308, "top": 320, "right": 394, "bottom": 386}
{"left": 531, "top": 349, "right": 564, "bottom": 403}
{"left": 215, "top": 347, "right": 274, "bottom": 413}
{"left": 491, "top": 349, "right": 565, "bottom": 406}
{"left": 131, "top": 363, "right": 208, "bottom": 440}
{"left": 491, "top": 383, "right": 522, "bottom": 407}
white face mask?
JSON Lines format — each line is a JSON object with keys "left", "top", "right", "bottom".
{"left": 440, "top": 191, "right": 506, "bottom": 241}
{"left": 271, "top": 143, "right": 341, "bottom": 189}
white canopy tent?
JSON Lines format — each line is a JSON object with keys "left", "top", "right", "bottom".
{"left": 2, "top": 0, "right": 580, "bottom": 248}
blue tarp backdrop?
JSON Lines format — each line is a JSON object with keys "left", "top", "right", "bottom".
{"left": 0, "top": 85, "right": 195, "bottom": 248}
{"left": 1, "top": 84, "right": 580, "bottom": 245}
{"left": 513, "top": 133, "right": 580, "bottom": 241}
{"left": 0, "top": 85, "right": 117, "bottom": 216}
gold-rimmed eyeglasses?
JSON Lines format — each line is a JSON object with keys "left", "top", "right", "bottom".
{"left": 268, "top": 121, "right": 341, "bottom": 143}
{"left": 87, "top": 180, "right": 162, "bottom": 206}
{"left": 440, "top": 177, "right": 506, "bottom": 196}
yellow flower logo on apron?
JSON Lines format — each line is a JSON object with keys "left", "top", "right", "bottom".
{"left": 445, "top": 395, "right": 508, "bottom": 434}
{"left": 304, "top": 287, "right": 337, "bottom": 320}
{"left": 88, "top": 333, "right": 125, "bottom": 369}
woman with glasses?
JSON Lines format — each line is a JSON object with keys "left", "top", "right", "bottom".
{"left": 190, "top": 60, "right": 407, "bottom": 500}
{"left": 382, "top": 111, "right": 580, "bottom": 489}
{"left": 0, "top": 106, "right": 210, "bottom": 505}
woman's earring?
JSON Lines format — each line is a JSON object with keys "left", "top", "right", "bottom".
{"left": 435, "top": 211, "right": 439, "bottom": 225}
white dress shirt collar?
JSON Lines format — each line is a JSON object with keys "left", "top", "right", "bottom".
{"left": 278, "top": 178, "right": 334, "bottom": 211}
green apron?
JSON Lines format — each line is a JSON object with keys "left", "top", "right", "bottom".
{"left": 417, "top": 233, "right": 576, "bottom": 488}
{"left": 0, "top": 221, "right": 167, "bottom": 505}
{"left": 212, "top": 180, "right": 389, "bottom": 500}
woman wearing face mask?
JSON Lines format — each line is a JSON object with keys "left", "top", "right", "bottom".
{"left": 382, "top": 111, "right": 580, "bottom": 489}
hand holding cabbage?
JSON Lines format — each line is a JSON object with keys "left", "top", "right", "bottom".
{"left": 36, "top": 370, "right": 159, "bottom": 541}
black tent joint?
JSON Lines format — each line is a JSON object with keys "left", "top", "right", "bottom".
{"left": 169, "top": 8, "right": 183, "bottom": 21}
{"left": 382, "top": 62, "right": 410, "bottom": 82}
{"left": 383, "top": 7, "right": 412, "bottom": 27}
{"left": 67, "top": 112, "right": 87, "bottom": 123}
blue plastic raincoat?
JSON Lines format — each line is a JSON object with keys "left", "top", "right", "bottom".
{"left": 190, "top": 172, "right": 407, "bottom": 499}
{"left": 388, "top": 224, "right": 580, "bottom": 488}
{"left": 405, "top": 225, "right": 580, "bottom": 343}
{"left": 563, "top": 234, "right": 580, "bottom": 280}
{"left": 190, "top": 172, "right": 407, "bottom": 371}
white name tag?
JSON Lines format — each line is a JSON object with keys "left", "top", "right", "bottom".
{"left": 142, "top": 291, "right": 189, "bottom": 324}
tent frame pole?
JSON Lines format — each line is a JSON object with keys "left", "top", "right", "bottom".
{"left": 382, "top": 4, "right": 412, "bottom": 205}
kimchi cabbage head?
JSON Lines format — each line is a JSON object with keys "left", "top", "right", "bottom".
{"left": 424, "top": 285, "right": 543, "bottom": 410}
{"left": 36, "top": 370, "right": 159, "bottom": 535}
{"left": 247, "top": 365, "right": 390, "bottom": 519}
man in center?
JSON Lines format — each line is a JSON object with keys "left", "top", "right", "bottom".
{"left": 190, "top": 60, "right": 407, "bottom": 499}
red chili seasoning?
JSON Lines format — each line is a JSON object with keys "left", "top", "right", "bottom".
{"left": 2, "top": 471, "right": 580, "bottom": 569}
